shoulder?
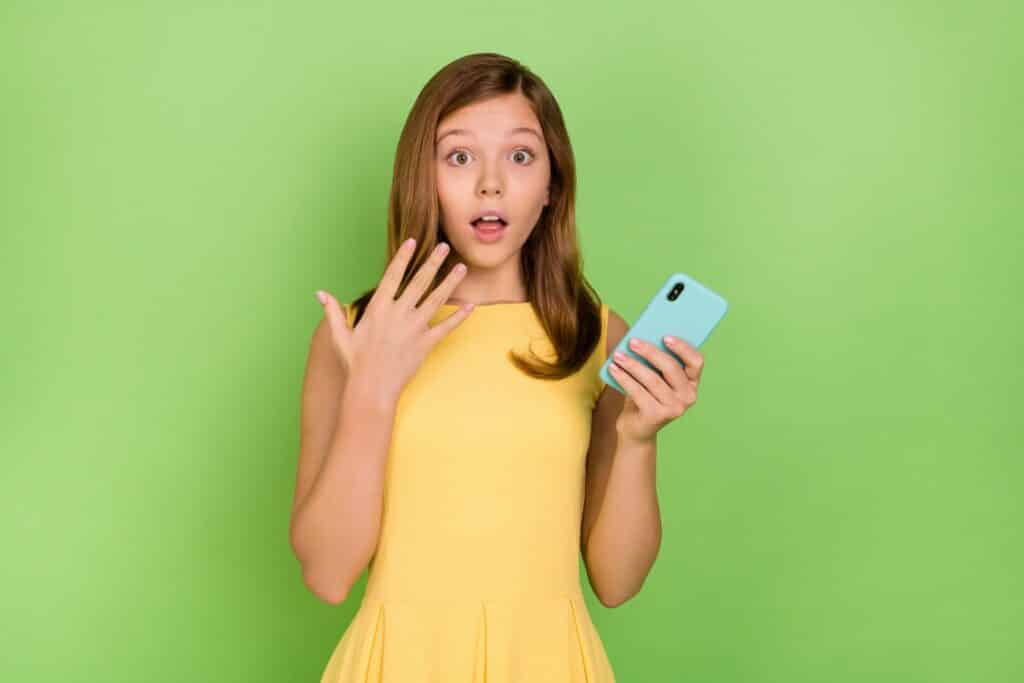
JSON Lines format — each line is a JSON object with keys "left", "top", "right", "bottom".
{"left": 605, "top": 305, "right": 629, "bottom": 357}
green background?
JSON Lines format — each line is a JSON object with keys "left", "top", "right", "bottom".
{"left": 2, "top": 1, "right": 1020, "bottom": 680}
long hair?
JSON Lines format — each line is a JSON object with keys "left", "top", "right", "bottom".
{"left": 348, "top": 52, "right": 602, "bottom": 380}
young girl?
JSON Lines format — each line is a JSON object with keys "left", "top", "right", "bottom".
{"left": 291, "top": 52, "right": 706, "bottom": 682}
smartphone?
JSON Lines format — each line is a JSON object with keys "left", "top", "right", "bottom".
{"left": 599, "top": 272, "right": 729, "bottom": 394}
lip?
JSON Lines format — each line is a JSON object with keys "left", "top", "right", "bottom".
{"left": 472, "top": 222, "right": 506, "bottom": 243}
{"left": 469, "top": 208, "right": 508, "bottom": 224}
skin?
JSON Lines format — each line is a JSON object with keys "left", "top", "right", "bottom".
{"left": 434, "top": 91, "right": 550, "bottom": 304}
{"left": 581, "top": 318, "right": 705, "bottom": 607}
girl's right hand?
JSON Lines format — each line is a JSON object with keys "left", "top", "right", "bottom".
{"left": 315, "top": 238, "right": 473, "bottom": 401}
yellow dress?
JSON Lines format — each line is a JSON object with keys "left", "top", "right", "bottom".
{"left": 320, "top": 299, "right": 616, "bottom": 682}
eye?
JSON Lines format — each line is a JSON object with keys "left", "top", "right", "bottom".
{"left": 447, "top": 149, "right": 472, "bottom": 166}
{"left": 511, "top": 148, "right": 535, "bottom": 164}
{"left": 443, "top": 148, "right": 536, "bottom": 166}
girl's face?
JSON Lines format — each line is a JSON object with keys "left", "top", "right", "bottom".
{"left": 434, "top": 92, "right": 551, "bottom": 272}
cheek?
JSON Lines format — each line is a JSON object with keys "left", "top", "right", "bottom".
{"left": 515, "top": 164, "right": 550, "bottom": 197}
{"left": 435, "top": 169, "right": 470, "bottom": 206}
{"left": 435, "top": 167, "right": 451, "bottom": 199}
{"left": 435, "top": 188, "right": 457, "bottom": 225}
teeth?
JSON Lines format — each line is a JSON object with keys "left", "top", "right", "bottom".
{"left": 478, "top": 216, "right": 501, "bottom": 222}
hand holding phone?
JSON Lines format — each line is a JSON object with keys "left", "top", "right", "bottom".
{"left": 600, "top": 272, "right": 728, "bottom": 394}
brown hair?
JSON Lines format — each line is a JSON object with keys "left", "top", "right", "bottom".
{"left": 348, "top": 52, "right": 602, "bottom": 380}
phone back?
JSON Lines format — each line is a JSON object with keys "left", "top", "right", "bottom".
{"left": 599, "top": 272, "right": 729, "bottom": 394}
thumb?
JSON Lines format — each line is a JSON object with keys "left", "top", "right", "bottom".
{"left": 316, "top": 290, "right": 351, "bottom": 349}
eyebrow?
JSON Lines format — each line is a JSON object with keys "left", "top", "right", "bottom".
{"left": 435, "top": 127, "right": 544, "bottom": 146}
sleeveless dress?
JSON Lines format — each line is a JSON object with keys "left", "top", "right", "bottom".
{"left": 319, "top": 299, "right": 616, "bottom": 682}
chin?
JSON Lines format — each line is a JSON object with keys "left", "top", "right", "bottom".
{"left": 459, "top": 246, "right": 510, "bottom": 269}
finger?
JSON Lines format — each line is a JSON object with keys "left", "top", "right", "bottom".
{"left": 400, "top": 241, "right": 451, "bottom": 309}
{"left": 317, "top": 290, "right": 351, "bottom": 350}
{"left": 608, "top": 358, "right": 661, "bottom": 413}
{"left": 627, "top": 338, "right": 689, "bottom": 391}
{"left": 612, "top": 349, "right": 677, "bottom": 407}
{"left": 426, "top": 299, "right": 474, "bottom": 343}
{"left": 419, "top": 260, "right": 468, "bottom": 317}
{"left": 664, "top": 335, "right": 704, "bottom": 382}
{"left": 375, "top": 237, "right": 419, "bottom": 303}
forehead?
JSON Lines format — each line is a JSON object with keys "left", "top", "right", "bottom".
{"left": 436, "top": 93, "right": 543, "bottom": 143}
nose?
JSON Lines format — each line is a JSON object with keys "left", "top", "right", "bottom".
{"left": 476, "top": 160, "right": 503, "bottom": 197}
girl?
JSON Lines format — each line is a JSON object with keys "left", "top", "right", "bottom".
{"left": 291, "top": 52, "right": 706, "bottom": 682}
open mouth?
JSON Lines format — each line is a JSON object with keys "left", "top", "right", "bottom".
{"left": 470, "top": 218, "right": 508, "bottom": 230}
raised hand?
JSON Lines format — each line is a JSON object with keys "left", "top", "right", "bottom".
{"left": 315, "top": 238, "right": 473, "bottom": 401}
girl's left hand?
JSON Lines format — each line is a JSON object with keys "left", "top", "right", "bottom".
{"left": 608, "top": 335, "right": 704, "bottom": 445}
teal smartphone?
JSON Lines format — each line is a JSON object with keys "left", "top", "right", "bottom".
{"left": 599, "top": 272, "right": 729, "bottom": 394}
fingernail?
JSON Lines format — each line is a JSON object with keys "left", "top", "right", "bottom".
{"left": 614, "top": 350, "right": 628, "bottom": 362}
{"left": 664, "top": 335, "right": 678, "bottom": 345}
{"left": 315, "top": 290, "right": 327, "bottom": 305}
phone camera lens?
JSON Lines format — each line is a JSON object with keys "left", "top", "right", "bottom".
{"left": 667, "top": 281, "right": 685, "bottom": 301}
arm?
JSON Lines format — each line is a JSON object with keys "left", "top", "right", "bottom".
{"left": 288, "top": 315, "right": 398, "bottom": 605}
{"left": 580, "top": 308, "right": 663, "bottom": 608}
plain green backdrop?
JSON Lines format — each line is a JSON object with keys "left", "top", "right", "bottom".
{"left": 2, "top": 1, "right": 1020, "bottom": 681}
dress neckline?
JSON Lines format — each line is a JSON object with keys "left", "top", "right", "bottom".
{"left": 439, "top": 301, "right": 533, "bottom": 309}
